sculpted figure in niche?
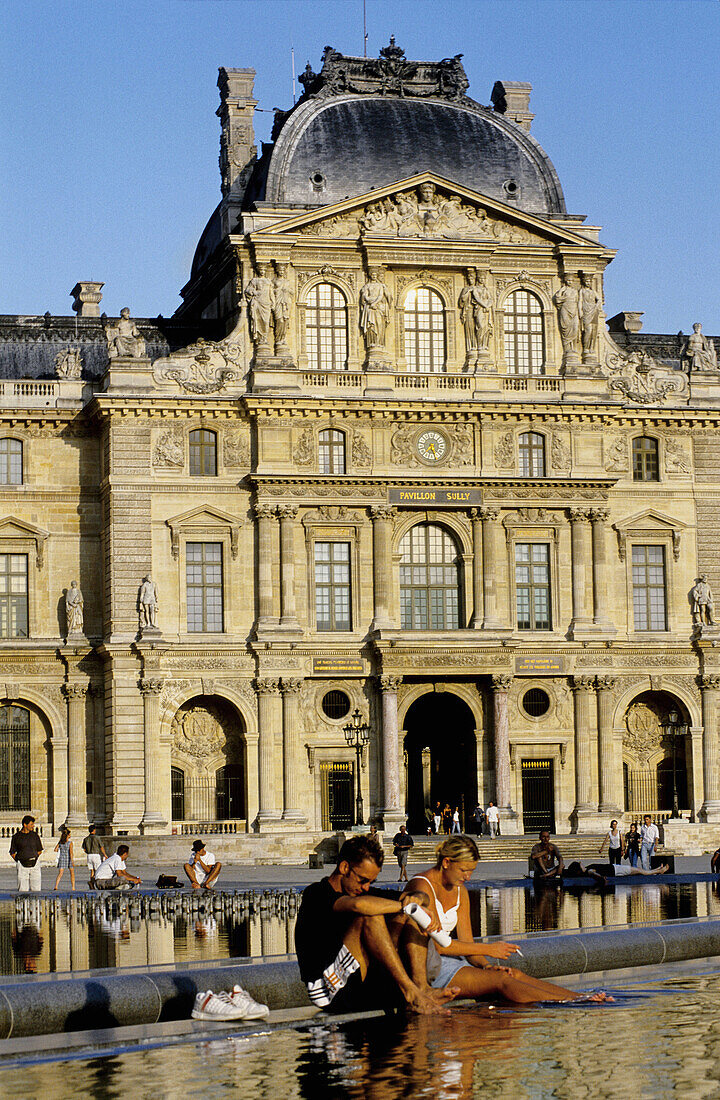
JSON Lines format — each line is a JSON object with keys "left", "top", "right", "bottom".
{"left": 578, "top": 271, "right": 602, "bottom": 360}
{"left": 65, "top": 580, "right": 84, "bottom": 634}
{"left": 553, "top": 275, "right": 581, "bottom": 360}
{"left": 359, "top": 268, "right": 392, "bottom": 349}
{"left": 458, "top": 269, "right": 494, "bottom": 366}
{"left": 272, "top": 262, "right": 293, "bottom": 352}
{"left": 682, "top": 323, "right": 717, "bottom": 372}
{"left": 107, "top": 308, "right": 146, "bottom": 359}
{"left": 55, "top": 348, "right": 82, "bottom": 379}
{"left": 244, "top": 263, "right": 274, "bottom": 348}
{"left": 138, "top": 574, "right": 159, "bottom": 630}
{"left": 691, "top": 574, "right": 715, "bottom": 626}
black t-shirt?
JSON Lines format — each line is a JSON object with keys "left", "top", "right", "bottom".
{"left": 295, "top": 877, "right": 353, "bottom": 983}
{"left": 392, "top": 832, "right": 413, "bottom": 852}
{"left": 10, "top": 830, "right": 43, "bottom": 867}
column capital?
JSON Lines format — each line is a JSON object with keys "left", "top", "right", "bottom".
{"left": 589, "top": 507, "right": 609, "bottom": 524}
{"left": 63, "top": 682, "right": 88, "bottom": 699}
{"left": 277, "top": 504, "right": 298, "bottom": 521}
{"left": 572, "top": 674, "right": 596, "bottom": 693}
{"left": 491, "top": 673, "right": 513, "bottom": 691}
{"left": 478, "top": 505, "right": 500, "bottom": 522}
{"left": 254, "top": 676, "right": 281, "bottom": 695}
{"left": 281, "top": 677, "right": 303, "bottom": 695}
{"left": 379, "top": 674, "right": 402, "bottom": 693}
{"left": 254, "top": 502, "right": 278, "bottom": 520}
{"left": 369, "top": 504, "right": 395, "bottom": 522}
{"left": 700, "top": 674, "right": 720, "bottom": 692}
{"left": 139, "top": 678, "right": 164, "bottom": 695}
{"left": 595, "top": 675, "right": 616, "bottom": 691}
{"left": 568, "top": 507, "right": 592, "bottom": 523}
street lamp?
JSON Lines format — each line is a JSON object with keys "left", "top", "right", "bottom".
{"left": 661, "top": 709, "right": 687, "bottom": 819}
{"left": 343, "top": 707, "right": 370, "bottom": 827}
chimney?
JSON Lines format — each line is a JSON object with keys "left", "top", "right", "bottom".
{"left": 491, "top": 81, "right": 534, "bottom": 131}
{"left": 607, "top": 312, "right": 644, "bottom": 334}
{"left": 71, "top": 282, "right": 104, "bottom": 317}
{"left": 217, "top": 68, "right": 258, "bottom": 198}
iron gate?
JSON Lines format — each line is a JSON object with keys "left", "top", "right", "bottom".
{"left": 321, "top": 761, "right": 354, "bottom": 830}
{"left": 521, "top": 759, "right": 555, "bottom": 833}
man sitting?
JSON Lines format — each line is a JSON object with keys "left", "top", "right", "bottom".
{"left": 95, "top": 844, "right": 142, "bottom": 890}
{"left": 184, "top": 839, "right": 222, "bottom": 891}
{"left": 294, "top": 834, "right": 454, "bottom": 1016}
{"left": 565, "top": 860, "right": 670, "bottom": 887}
{"left": 530, "top": 830, "right": 564, "bottom": 883}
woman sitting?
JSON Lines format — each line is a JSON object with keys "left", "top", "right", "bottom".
{"left": 403, "top": 835, "right": 610, "bottom": 1004}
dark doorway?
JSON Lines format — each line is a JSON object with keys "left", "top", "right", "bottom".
{"left": 404, "top": 692, "right": 477, "bottom": 834}
{"left": 171, "top": 766, "right": 185, "bottom": 821}
{"left": 521, "top": 759, "right": 555, "bottom": 833}
{"left": 216, "top": 764, "right": 245, "bottom": 820}
{"left": 321, "top": 762, "right": 354, "bottom": 830}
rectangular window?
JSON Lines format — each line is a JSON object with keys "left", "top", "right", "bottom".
{"left": 315, "top": 542, "right": 351, "bottom": 631}
{"left": 515, "top": 543, "right": 551, "bottom": 630}
{"left": 186, "top": 542, "right": 224, "bottom": 632}
{"left": 632, "top": 545, "right": 667, "bottom": 630}
{"left": 0, "top": 554, "right": 28, "bottom": 638}
{"left": 0, "top": 440, "right": 22, "bottom": 485}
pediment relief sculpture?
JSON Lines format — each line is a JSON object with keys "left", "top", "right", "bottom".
{"left": 153, "top": 336, "right": 242, "bottom": 394}
{"left": 55, "top": 348, "right": 83, "bottom": 379}
{"left": 604, "top": 346, "right": 689, "bottom": 405}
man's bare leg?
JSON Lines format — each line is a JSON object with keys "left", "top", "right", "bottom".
{"left": 183, "top": 863, "right": 201, "bottom": 889}
{"left": 203, "top": 862, "right": 222, "bottom": 888}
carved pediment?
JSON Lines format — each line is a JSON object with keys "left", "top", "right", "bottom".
{"left": 153, "top": 332, "right": 245, "bottom": 394}
{"left": 613, "top": 509, "right": 687, "bottom": 562}
{"left": 0, "top": 516, "right": 49, "bottom": 567}
{"left": 166, "top": 506, "right": 242, "bottom": 560}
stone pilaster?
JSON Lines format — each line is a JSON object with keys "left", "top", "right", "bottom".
{"left": 277, "top": 505, "right": 300, "bottom": 629}
{"left": 596, "top": 675, "right": 619, "bottom": 813}
{"left": 480, "top": 507, "right": 504, "bottom": 629}
{"left": 469, "top": 508, "right": 484, "bottom": 629}
{"left": 63, "top": 683, "right": 88, "bottom": 829}
{"left": 139, "top": 678, "right": 167, "bottom": 832}
{"left": 379, "top": 675, "right": 404, "bottom": 830}
{"left": 370, "top": 506, "right": 395, "bottom": 631}
{"left": 568, "top": 508, "right": 593, "bottom": 637}
{"left": 700, "top": 675, "right": 720, "bottom": 821}
{"left": 590, "top": 508, "right": 615, "bottom": 633}
{"left": 254, "top": 504, "right": 277, "bottom": 628}
{"left": 281, "top": 678, "right": 305, "bottom": 821}
{"left": 254, "top": 677, "right": 282, "bottom": 826}
{"left": 571, "top": 675, "right": 596, "bottom": 825}
{"left": 490, "top": 674, "right": 513, "bottom": 813}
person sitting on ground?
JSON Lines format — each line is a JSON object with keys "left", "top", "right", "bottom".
{"left": 294, "top": 833, "right": 456, "bottom": 1016}
{"left": 711, "top": 848, "right": 720, "bottom": 875}
{"left": 393, "top": 824, "right": 414, "bottom": 883}
{"left": 530, "top": 829, "right": 564, "bottom": 882}
{"left": 402, "top": 835, "right": 610, "bottom": 1004}
{"left": 565, "top": 860, "right": 670, "bottom": 887}
{"left": 184, "top": 839, "right": 222, "bottom": 891}
{"left": 95, "top": 844, "right": 142, "bottom": 890}
{"left": 82, "top": 824, "right": 106, "bottom": 887}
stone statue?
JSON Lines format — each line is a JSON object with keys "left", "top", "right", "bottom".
{"left": 578, "top": 271, "right": 602, "bottom": 360}
{"left": 272, "top": 262, "right": 293, "bottom": 352}
{"left": 458, "top": 269, "right": 493, "bottom": 366}
{"left": 244, "top": 263, "right": 275, "bottom": 348}
{"left": 682, "top": 323, "right": 717, "bottom": 372}
{"left": 65, "top": 580, "right": 84, "bottom": 634}
{"left": 359, "top": 268, "right": 392, "bottom": 350}
{"left": 106, "top": 308, "right": 146, "bottom": 359}
{"left": 55, "top": 348, "right": 82, "bottom": 379}
{"left": 691, "top": 574, "right": 715, "bottom": 625}
{"left": 553, "top": 275, "right": 581, "bottom": 362}
{"left": 138, "top": 574, "right": 159, "bottom": 631}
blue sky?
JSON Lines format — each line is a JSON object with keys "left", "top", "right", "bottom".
{"left": 2, "top": 0, "right": 719, "bottom": 333}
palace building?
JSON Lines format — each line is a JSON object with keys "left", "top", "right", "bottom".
{"left": 1, "top": 41, "right": 719, "bottom": 853}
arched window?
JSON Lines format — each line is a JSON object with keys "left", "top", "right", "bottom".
{"left": 171, "top": 766, "right": 185, "bottom": 821}
{"left": 518, "top": 432, "right": 546, "bottom": 477}
{"left": 0, "top": 439, "right": 23, "bottom": 485}
{"left": 399, "top": 524, "right": 461, "bottom": 629}
{"left": 189, "top": 429, "right": 217, "bottom": 476}
{"left": 318, "top": 429, "right": 346, "bottom": 475}
{"left": 305, "top": 283, "right": 348, "bottom": 370}
{"left": 504, "top": 290, "right": 544, "bottom": 375}
{"left": 0, "top": 705, "right": 30, "bottom": 811}
{"left": 403, "top": 288, "right": 445, "bottom": 372}
{"left": 632, "top": 437, "right": 659, "bottom": 482}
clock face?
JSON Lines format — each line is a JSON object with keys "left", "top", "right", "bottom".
{"left": 416, "top": 429, "right": 448, "bottom": 463}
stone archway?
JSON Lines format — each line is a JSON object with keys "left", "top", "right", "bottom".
{"left": 171, "top": 695, "right": 247, "bottom": 822}
{"left": 622, "top": 691, "right": 690, "bottom": 815}
{"left": 403, "top": 692, "right": 477, "bottom": 834}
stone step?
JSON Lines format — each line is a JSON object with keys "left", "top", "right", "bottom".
{"left": 395, "top": 834, "right": 669, "bottom": 863}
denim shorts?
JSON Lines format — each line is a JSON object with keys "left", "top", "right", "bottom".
{"left": 427, "top": 941, "right": 469, "bottom": 989}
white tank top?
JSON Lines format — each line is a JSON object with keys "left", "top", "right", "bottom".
{"left": 414, "top": 874, "right": 460, "bottom": 935}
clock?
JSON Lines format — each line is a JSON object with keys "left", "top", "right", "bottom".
{"left": 416, "top": 429, "right": 448, "bottom": 464}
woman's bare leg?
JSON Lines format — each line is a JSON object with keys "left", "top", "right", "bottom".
{"left": 447, "top": 965, "right": 608, "bottom": 1004}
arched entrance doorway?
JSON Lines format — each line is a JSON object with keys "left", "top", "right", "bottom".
{"left": 622, "top": 692, "right": 690, "bottom": 816}
{"left": 171, "top": 696, "right": 247, "bottom": 823}
{"left": 403, "top": 692, "right": 477, "bottom": 834}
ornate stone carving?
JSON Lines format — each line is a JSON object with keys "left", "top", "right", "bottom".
{"left": 369, "top": 505, "right": 395, "bottom": 522}
{"left": 379, "top": 674, "right": 402, "bottom": 692}
{"left": 680, "top": 323, "right": 718, "bottom": 372}
{"left": 568, "top": 507, "right": 592, "bottom": 523}
{"left": 277, "top": 504, "right": 298, "bottom": 520}
{"left": 395, "top": 270, "right": 453, "bottom": 302}
{"left": 351, "top": 432, "right": 372, "bottom": 468}
{"left": 172, "top": 701, "right": 239, "bottom": 761}
{"left": 485, "top": 485, "right": 602, "bottom": 501}
{"left": 138, "top": 575, "right": 159, "bottom": 631}
{"left": 446, "top": 424, "right": 474, "bottom": 465}
{"left": 293, "top": 427, "right": 315, "bottom": 466}
{"left": 296, "top": 265, "right": 357, "bottom": 291}
{"left": 390, "top": 426, "right": 419, "bottom": 468}
{"left": 160, "top": 679, "right": 194, "bottom": 712}
{"left": 571, "top": 675, "right": 596, "bottom": 693}
{"left": 272, "top": 262, "right": 293, "bottom": 354}
{"left": 605, "top": 348, "right": 689, "bottom": 404}
{"left": 106, "top": 308, "right": 146, "bottom": 359}
{"left": 360, "top": 268, "right": 392, "bottom": 351}
{"left": 223, "top": 429, "right": 250, "bottom": 468}
{"left": 579, "top": 271, "right": 602, "bottom": 362}
{"left": 244, "top": 263, "right": 274, "bottom": 350}
{"left": 691, "top": 575, "right": 715, "bottom": 626}
{"left": 254, "top": 503, "right": 277, "bottom": 520}
{"left": 253, "top": 677, "right": 280, "bottom": 695}
{"left": 553, "top": 275, "right": 581, "bottom": 365}
{"left": 700, "top": 675, "right": 720, "bottom": 692}
{"left": 55, "top": 348, "right": 82, "bottom": 379}
{"left": 314, "top": 505, "right": 353, "bottom": 522}
{"left": 139, "top": 678, "right": 163, "bottom": 695}
{"left": 494, "top": 432, "right": 514, "bottom": 469}
{"left": 65, "top": 581, "right": 84, "bottom": 635}
{"left": 664, "top": 438, "right": 690, "bottom": 473}
{"left": 551, "top": 434, "right": 571, "bottom": 473}
{"left": 298, "top": 40, "right": 469, "bottom": 103}
{"left": 511, "top": 507, "right": 553, "bottom": 523}
{"left": 63, "top": 683, "right": 88, "bottom": 699}
{"left": 624, "top": 701, "right": 663, "bottom": 763}
{"left": 595, "top": 675, "right": 616, "bottom": 691}
{"left": 458, "top": 269, "right": 493, "bottom": 367}
{"left": 153, "top": 338, "right": 241, "bottom": 394}
{"left": 281, "top": 677, "right": 303, "bottom": 694}
{"left": 604, "top": 435, "right": 629, "bottom": 473}
{"left": 152, "top": 427, "right": 184, "bottom": 468}
{"left": 491, "top": 674, "right": 513, "bottom": 691}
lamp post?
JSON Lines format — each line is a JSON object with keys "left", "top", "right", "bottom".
{"left": 343, "top": 707, "right": 370, "bottom": 827}
{"left": 661, "top": 709, "right": 687, "bottom": 819}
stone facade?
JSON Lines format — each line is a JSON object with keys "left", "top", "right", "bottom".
{"left": 1, "top": 42, "right": 720, "bottom": 849}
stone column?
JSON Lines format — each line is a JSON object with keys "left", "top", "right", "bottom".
{"left": 589, "top": 509, "right": 612, "bottom": 627}
{"left": 254, "top": 678, "right": 282, "bottom": 825}
{"left": 469, "top": 508, "right": 484, "bottom": 629}
{"left": 491, "top": 675, "right": 513, "bottom": 811}
{"left": 480, "top": 507, "right": 503, "bottom": 629}
{"left": 281, "top": 678, "right": 304, "bottom": 820}
{"left": 370, "top": 506, "right": 395, "bottom": 630}
{"left": 572, "top": 675, "right": 596, "bottom": 817}
{"left": 277, "top": 505, "right": 299, "bottom": 628}
{"left": 700, "top": 675, "right": 720, "bottom": 820}
{"left": 254, "top": 504, "right": 277, "bottom": 627}
{"left": 140, "top": 678, "right": 167, "bottom": 831}
{"left": 596, "top": 675, "right": 618, "bottom": 812}
{"left": 379, "top": 675, "right": 403, "bottom": 828}
{"left": 568, "top": 509, "right": 593, "bottom": 631}
{"left": 63, "top": 683, "right": 88, "bottom": 828}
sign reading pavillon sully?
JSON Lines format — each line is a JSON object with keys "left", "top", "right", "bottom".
{"left": 389, "top": 488, "right": 484, "bottom": 506}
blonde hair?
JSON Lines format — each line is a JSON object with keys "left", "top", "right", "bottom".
{"left": 434, "top": 834, "right": 480, "bottom": 867}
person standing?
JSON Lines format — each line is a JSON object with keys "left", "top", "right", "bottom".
{"left": 53, "top": 827, "right": 75, "bottom": 891}
{"left": 82, "top": 824, "right": 106, "bottom": 887}
{"left": 599, "top": 820, "right": 624, "bottom": 866}
{"left": 472, "top": 803, "right": 485, "bottom": 836}
{"left": 625, "top": 822, "right": 642, "bottom": 868}
{"left": 432, "top": 802, "right": 442, "bottom": 835}
{"left": 451, "top": 807, "right": 461, "bottom": 834}
{"left": 392, "top": 825, "right": 414, "bottom": 883}
{"left": 640, "top": 814, "right": 660, "bottom": 871}
{"left": 10, "top": 815, "right": 43, "bottom": 893}
{"left": 442, "top": 804, "right": 453, "bottom": 835}
{"left": 486, "top": 801, "right": 499, "bottom": 838}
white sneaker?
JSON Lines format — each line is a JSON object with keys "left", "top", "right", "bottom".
{"left": 192, "top": 990, "right": 249, "bottom": 1022}
{"left": 228, "top": 984, "right": 270, "bottom": 1019}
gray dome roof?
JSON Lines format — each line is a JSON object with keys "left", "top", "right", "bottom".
{"left": 264, "top": 95, "right": 565, "bottom": 215}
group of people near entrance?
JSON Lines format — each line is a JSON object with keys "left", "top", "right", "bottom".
{"left": 529, "top": 817, "right": 669, "bottom": 887}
